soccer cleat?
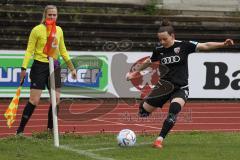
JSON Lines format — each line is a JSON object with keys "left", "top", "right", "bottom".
{"left": 47, "top": 128, "right": 53, "bottom": 135}
{"left": 152, "top": 139, "right": 163, "bottom": 149}
{"left": 15, "top": 131, "right": 24, "bottom": 137}
{"left": 16, "top": 128, "right": 23, "bottom": 135}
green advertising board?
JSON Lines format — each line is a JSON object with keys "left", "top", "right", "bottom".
{"left": 0, "top": 51, "right": 108, "bottom": 97}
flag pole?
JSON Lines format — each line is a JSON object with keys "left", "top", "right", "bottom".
{"left": 49, "top": 57, "right": 59, "bottom": 147}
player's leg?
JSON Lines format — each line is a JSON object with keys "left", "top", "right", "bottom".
{"left": 138, "top": 101, "right": 156, "bottom": 117}
{"left": 153, "top": 87, "right": 188, "bottom": 148}
{"left": 139, "top": 81, "right": 173, "bottom": 117}
{"left": 139, "top": 92, "right": 170, "bottom": 117}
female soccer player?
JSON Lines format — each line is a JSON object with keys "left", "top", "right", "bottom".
{"left": 16, "top": 5, "right": 77, "bottom": 134}
{"left": 126, "top": 19, "right": 234, "bottom": 148}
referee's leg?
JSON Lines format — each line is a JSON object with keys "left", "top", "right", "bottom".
{"left": 47, "top": 88, "right": 61, "bottom": 130}
{"left": 47, "top": 67, "right": 61, "bottom": 130}
{"left": 16, "top": 89, "right": 42, "bottom": 134}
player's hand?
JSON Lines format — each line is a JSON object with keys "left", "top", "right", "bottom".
{"left": 126, "top": 71, "right": 139, "bottom": 81}
{"left": 71, "top": 69, "right": 77, "bottom": 79}
{"left": 224, "top": 39, "right": 234, "bottom": 46}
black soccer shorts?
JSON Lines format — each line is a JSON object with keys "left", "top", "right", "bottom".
{"left": 144, "top": 81, "right": 189, "bottom": 108}
{"left": 30, "top": 60, "right": 61, "bottom": 90}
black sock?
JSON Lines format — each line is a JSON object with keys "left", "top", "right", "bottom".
{"left": 16, "top": 101, "right": 36, "bottom": 134}
{"left": 47, "top": 104, "right": 59, "bottom": 130}
{"left": 159, "top": 102, "right": 181, "bottom": 138}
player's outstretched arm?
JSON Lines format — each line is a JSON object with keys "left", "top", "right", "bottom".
{"left": 126, "top": 58, "right": 152, "bottom": 81}
{"left": 197, "top": 39, "right": 234, "bottom": 51}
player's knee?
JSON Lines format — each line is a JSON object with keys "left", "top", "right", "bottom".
{"left": 166, "top": 102, "right": 182, "bottom": 124}
{"left": 29, "top": 99, "right": 39, "bottom": 106}
{"left": 138, "top": 101, "right": 150, "bottom": 117}
{"left": 169, "top": 102, "right": 182, "bottom": 114}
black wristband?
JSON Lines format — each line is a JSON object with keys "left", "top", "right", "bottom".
{"left": 21, "top": 67, "right": 26, "bottom": 71}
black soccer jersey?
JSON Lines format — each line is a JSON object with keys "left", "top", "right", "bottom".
{"left": 150, "top": 40, "right": 198, "bottom": 87}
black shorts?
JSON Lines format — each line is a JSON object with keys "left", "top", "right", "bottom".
{"left": 30, "top": 60, "right": 61, "bottom": 90}
{"left": 145, "top": 81, "right": 189, "bottom": 108}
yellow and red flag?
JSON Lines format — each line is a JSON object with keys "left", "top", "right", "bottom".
{"left": 43, "top": 19, "right": 58, "bottom": 59}
{"left": 4, "top": 85, "right": 22, "bottom": 128}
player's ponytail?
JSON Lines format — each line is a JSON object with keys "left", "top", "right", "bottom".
{"left": 158, "top": 19, "right": 175, "bottom": 35}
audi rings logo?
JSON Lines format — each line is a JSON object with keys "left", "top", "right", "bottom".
{"left": 161, "top": 55, "right": 181, "bottom": 64}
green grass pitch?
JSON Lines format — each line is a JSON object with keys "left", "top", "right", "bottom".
{"left": 0, "top": 132, "right": 240, "bottom": 160}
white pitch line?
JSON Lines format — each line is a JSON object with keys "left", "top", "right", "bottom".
{"left": 68, "top": 143, "right": 113, "bottom": 147}
{"left": 86, "top": 142, "right": 151, "bottom": 152}
{"left": 86, "top": 147, "right": 117, "bottom": 152}
{"left": 60, "top": 145, "right": 116, "bottom": 160}
{"left": 21, "top": 136, "right": 116, "bottom": 160}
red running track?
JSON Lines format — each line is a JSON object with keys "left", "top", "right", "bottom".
{"left": 0, "top": 99, "right": 240, "bottom": 137}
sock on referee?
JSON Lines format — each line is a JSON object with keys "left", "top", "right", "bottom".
{"left": 159, "top": 102, "right": 181, "bottom": 138}
{"left": 16, "top": 101, "right": 36, "bottom": 134}
{"left": 47, "top": 104, "right": 59, "bottom": 130}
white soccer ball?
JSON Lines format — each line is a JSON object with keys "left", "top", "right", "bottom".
{"left": 117, "top": 129, "right": 136, "bottom": 147}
